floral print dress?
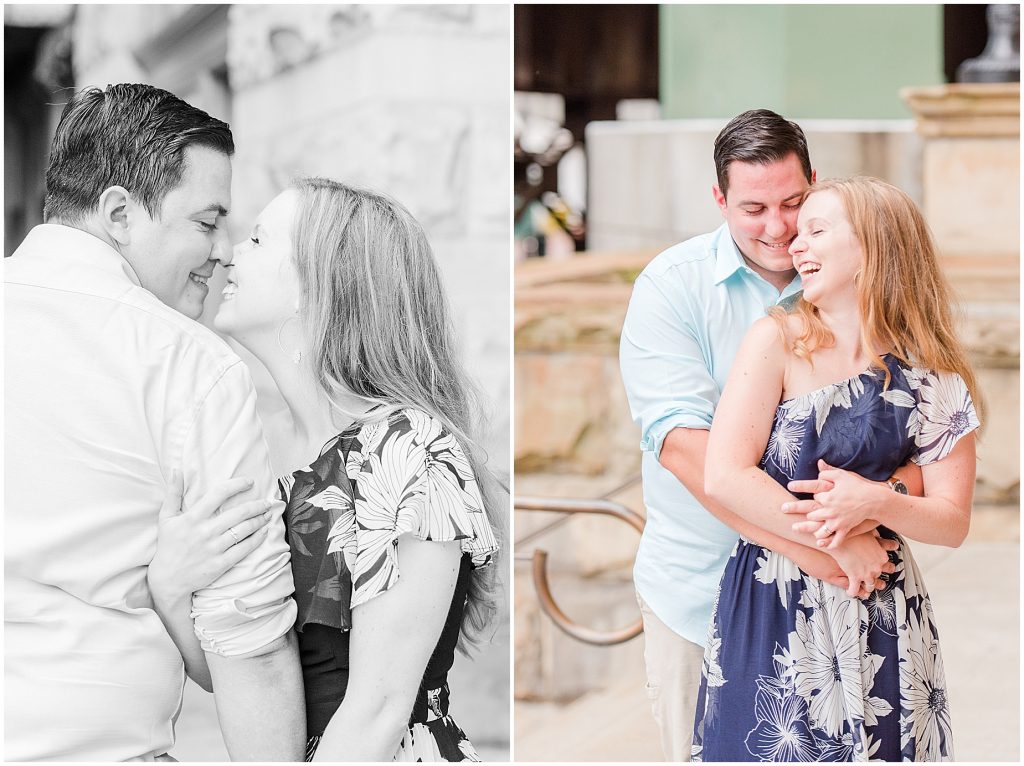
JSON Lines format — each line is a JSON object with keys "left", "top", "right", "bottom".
{"left": 692, "top": 356, "right": 979, "bottom": 762}
{"left": 279, "top": 407, "right": 498, "bottom": 762}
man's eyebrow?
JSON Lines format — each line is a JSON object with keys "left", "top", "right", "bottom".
{"left": 737, "top": 192, "right": 804, "bottom": 207}
{"left": 192, "top": 204, "right": 229, "bottom": 217}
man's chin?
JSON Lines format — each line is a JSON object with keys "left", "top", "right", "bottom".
{"left": 756, "top": 248, "right": 796, "bottom": 272}
{"left": 173, "top": 299, "right": 205, "bottom": 321}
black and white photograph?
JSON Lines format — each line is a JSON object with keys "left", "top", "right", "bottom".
{"left": 6, "top": 4, "right": 510, "bottom": 761}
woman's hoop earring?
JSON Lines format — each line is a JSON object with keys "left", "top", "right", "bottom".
{"left": 276, "top": 316, "right": 302, "bottom": 365}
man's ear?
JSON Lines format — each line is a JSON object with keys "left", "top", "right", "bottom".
{"left": 97, "top": 186, "right": 132, "bottom": 245}
{"left": 811, "top": 168, "right": 817, "bottom": 184}
{"left": 712, "top": 184, "right": 728, "bottom": 217}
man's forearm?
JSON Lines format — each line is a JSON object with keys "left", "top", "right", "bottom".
{"left": 151, "top": 586, "right": 213, "bottom": 692}
{"left": 660, "top": 428, "right": 831, "bottom": 561}
{"left": 206, "top": 631, "right": 305, "bottom": 761}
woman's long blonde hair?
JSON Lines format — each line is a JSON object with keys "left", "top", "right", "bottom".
{"left": 773, "top": 176, "right": 984, "bottom": 421}
{"left": 291, "top": 177, "right": 506, "bottom": 651}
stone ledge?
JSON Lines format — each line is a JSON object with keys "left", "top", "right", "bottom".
{"left": 515, "top": 250, "right": 656, "bottom": 288}
{"left": 901, "top": 83, "right": 1020, "bottom": 137}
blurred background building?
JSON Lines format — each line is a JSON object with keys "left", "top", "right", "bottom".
{"left": 5, "top": 4, "right": 510, "bottom": 759}
{"left": 514, "top": 4, "right": 1018, "bottom": 761}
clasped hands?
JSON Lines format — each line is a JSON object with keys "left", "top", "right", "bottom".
{"left": 782, "top": 459, "right": 896, "bottom": 598}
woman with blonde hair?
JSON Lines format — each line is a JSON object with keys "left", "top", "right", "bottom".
{"left": 150, "top": 178, "right": 503, "bottom": 761}
{"left": 691, "top": 177, "right": 980, "bottom": 761}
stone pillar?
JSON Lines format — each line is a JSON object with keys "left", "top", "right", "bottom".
{"left": 902, "top": 83, "right": 1019, "bottom": 504}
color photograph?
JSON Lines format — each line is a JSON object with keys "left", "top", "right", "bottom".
{"left": 514, "top": 4, "right": 1018, "bottom": 762}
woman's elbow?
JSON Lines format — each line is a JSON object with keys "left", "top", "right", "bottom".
{"left": 949, "top": 515, "right": 971, "bottom": 548}
{"left": 703, "top": 467, "right": 730, "bottom": 504}
{"left": 937, "top": 506, "right": 971, "bottom": 548}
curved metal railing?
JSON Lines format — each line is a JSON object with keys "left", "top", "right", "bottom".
{"left": 515, "top": 494, "right": 645, "bottom": 645}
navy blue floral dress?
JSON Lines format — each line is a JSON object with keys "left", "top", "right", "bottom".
{"left": 279, "top": 407, "right": 498, "bottom": 762}
{"left": 692, "top": 356, "right": 979, "bottom": 762}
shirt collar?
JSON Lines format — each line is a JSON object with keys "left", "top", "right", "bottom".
{"left": 14, "top": 224, "right": 143, "bottom": 288}
{"left": 712, "top": 224, "right": 749, "bottom": 285}
{"left": 712, "top": 223, "right": 803, "bottom": 300}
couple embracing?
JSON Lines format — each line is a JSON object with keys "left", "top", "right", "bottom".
{"left": 621, "top": 110, "right": 980, "bottom": 762}
{"left": 6, "top": 83, "right": 501, "bottom": 762}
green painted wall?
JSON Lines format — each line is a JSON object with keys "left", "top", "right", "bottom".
{"left": 660, "top": 5, "right": 944, "bottom": 119}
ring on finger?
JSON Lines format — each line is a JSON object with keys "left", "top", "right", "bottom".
{"left": 821, "top": 523, "right": 834, "bottom": 536}
{"left": 228, "top": 526, "right": 241, "bottom": 544}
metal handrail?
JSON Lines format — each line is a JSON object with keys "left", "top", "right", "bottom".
{"left": 515, "top": 495, "right": 645, "bottom": 646}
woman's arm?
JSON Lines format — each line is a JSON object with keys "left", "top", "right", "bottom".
{"left": 704, "top": 318, "right": 828, "bottom": 546}
{"left": 660, "top": 428, "right": 866, "bottom": 592}
{"left": 313, "top": 536, "right": 462, "bottom": 762}
{"left": 148, "top": 471, "right": 274, "bottom": 691}
{"left": 704, "top": 318, "right": 895, "bottom": 595}
{"left": 788, "top": 435, "right": 976, "bottom": 548}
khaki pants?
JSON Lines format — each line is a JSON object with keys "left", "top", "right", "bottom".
{"left": 637, "top": 593, "right": 705, "bottom": 762}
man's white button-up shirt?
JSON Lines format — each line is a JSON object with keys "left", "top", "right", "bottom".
{"left": 5, "top": 224, "right": 297, "bottom": 761}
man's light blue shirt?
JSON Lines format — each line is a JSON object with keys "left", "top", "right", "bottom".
{"left": 619, "top": 223, "right": 802, "bottom": 647}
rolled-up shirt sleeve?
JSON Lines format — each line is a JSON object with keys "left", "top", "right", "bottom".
{"left": 619, "top": 271, "right": 720, "bottom": 457}
{"left": 182, "top": 361, "right": 296, "bottom": 656}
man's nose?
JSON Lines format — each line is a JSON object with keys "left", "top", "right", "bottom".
{"left": 210, "top": 230, "right": 233, "bottom": 266}
{"left": 764, "top": 210, "right": 788, "bottom": 239}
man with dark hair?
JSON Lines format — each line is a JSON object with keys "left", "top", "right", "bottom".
{"left": 6, "top": 84, "right": 304, "bottom": 761}
{"left": 619, "top": 109, "right": 913, "bottom": 759}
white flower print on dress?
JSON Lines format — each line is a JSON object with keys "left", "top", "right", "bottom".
{"left": 309, "top": 485, "right": 357, "bottom": 565}
{"left": 342, "top": 410, "right": 497, "bottom": 609}
{"left": 764, "top": 410, "right": 805, "bottom": 476}
{"left": 902, "top": 366, "right": 929, "bottom": 391}
{"left": 860, "top": 651, "right": 894, "bottom": 728}
{"left": 900, "top": 611, "right": 953, "bottom": 760}
{"left": 754, "top": 547, "right": 803, "bottom": 610}
{"left": 744, "top": 681, "right": 821, "bottom": 762}
{"left": 912, "top": 371, "right": 980, "bottom": 465}
{"left": 405, "top": 409, "right": 487, "bottom": 548}
{"left": 790, "top": 598, "right": 865, "bottom": 738}
{"left": 863, "top": 556, "right": 906, "bottom": 638}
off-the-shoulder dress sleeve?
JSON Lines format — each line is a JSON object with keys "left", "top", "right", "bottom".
{"left": 337, "top": 409, "right": 498, "bottom": 610}
{"left": 907, "top": 369, "right": 981, "bottom": 465}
